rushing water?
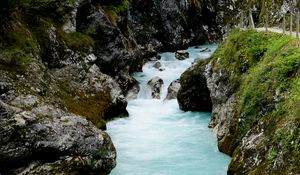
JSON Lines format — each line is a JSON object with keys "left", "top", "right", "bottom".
{"left": 107, "top": 45, "right": 231, "bottom": 175}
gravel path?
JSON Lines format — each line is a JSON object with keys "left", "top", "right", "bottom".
{"left": 255, "top": 27, "right": 299, "bottom": 38}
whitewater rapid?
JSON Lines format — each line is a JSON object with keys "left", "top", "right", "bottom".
{"left": 107, "top": 45, "right": 230, "bottom": 175}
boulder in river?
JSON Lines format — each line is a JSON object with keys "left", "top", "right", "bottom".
{"left": 149, "top": 54, "right": 162, "bottom": 61}
{"left": 165, "top": 79, "right": 181, "bottom": 100}
{"left": 126, "top": 83, "right": 140, "bottom": 100}
{"left": 147, "top": 76, "right": 164, "bottom": 99}
{"left": 200, "top": 48, "right": 211, "bottom": 52}
{"left": 175, "top": 50, "right": 189, "bottom": 60}
{"left": 159, "top": 68, "right": 165, "bottom": 71}
{"left": 153, "top": 61, "right": 162, "bottom": 69}
{"left": 177, "top": 61, "right": 212, "bottom": 111}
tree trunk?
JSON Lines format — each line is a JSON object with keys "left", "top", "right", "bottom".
{"left": 290, "top": 13, "right": 293, "bottom": 36}
{"left": 283, "top": 14, "right": 286, "bottom": 34}
{"left": 249, "top": 10, "right": 255, "bottom": 28}
{"left": 297, "top": 11, "right": 299, "bottom": 38}
{"left": 240, "top": 11, "right": 244, "bottom": 28}
{"left": 265, "top": 2, "right": 268, "bottom": 31}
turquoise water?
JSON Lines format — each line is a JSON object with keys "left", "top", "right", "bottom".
{"left": 107, "top": 45, "right": 231, "bottom": 175}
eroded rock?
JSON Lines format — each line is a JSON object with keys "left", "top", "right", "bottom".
{"left": 126, "top": 84, "right": 140, "bottom": 100}
{"left": 147, "top": 76, "right": 164, "bottom": 99}
{"left": 200, "top": 48, "right": 211, "bottom": 52}
{"left": 175, "top": 50, "right": 189, "bottom": 60}
{"left": 81, "top": 64, "right": 128, "bottom": 120}
{"left": 177, "top": 61, "right": 212, "bottom": 111}
{"left": 0, "top": 102, "right": 116, "bottom": 175}
{"left": 153, "top": 62, "right": 162, "bottom": 69}
{"left": 165, "top": 79, "right": 181, "bottom": 100}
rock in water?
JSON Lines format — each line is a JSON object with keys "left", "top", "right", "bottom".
{"left": 177, "top": 61, "right": 212, "bottom": 111}
{"left": 165, "top": 79, "right": 181, "bottom": 100}
{"left": 175, "top": 50, "right": 189, "bottom": 60}
{"left": 153, "top": 62, "right": 162, "bottom": 69}
{"left": 126, "top": 84, "right": 140, "bottom": 100}
{"left": 0, "top": 102, "right": 116, "bottom": 175}
{"left": 82, "top": 64, "right": 128, "bottom": 120}
{"left": 200, "top": 48, "right": 211, "bottom": 52}
{"left": 149, "top": 54, "right": 162, "bottom": 61}
{"left": 147, "top": 76, "right": 164, "bottom": 99}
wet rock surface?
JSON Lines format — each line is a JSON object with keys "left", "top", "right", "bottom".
{"left": 153, "top": 62, "right": 162, "bottom": 69}
{"left": 126, "top": 84, "right": 140, "bottom": 100}
{"left": 175, "top": 50, "right": 189, "bottom": 60}
{"left": 177, "top": 61, "right": 212, "bottom": 111}
{"left": 165, "top": 79, "right": 181, "bottom": 100}
{"left": 199, "top": 48, "right": 211, "bottom": 52}
{"left": 147, "top": 76, "right": 164, "bottom": 99}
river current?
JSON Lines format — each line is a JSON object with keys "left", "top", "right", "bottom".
{"left": 107, "top": 45, "right": 230, "bottom": 175}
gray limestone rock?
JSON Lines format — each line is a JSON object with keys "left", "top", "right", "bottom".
{"left": 126, "top": 84, "right": 140, "bottom": 100}
{"left": 0, "top": 102, "right": 116, "bottom": 175}
{"left": 147, "top": 76, "right": 164, "bottom": 99}
{"left": 82, "top": 64, "right": 128, "bottom": 119}
{"left": 165, "top": 79, "right": 181, "bottom": 100}
{"left": 175, "top": 50, "right": 189, "bottom": 60}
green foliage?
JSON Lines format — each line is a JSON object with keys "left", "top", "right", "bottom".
{"left": 267, "top": 148, "right": 278, "bottom": 166}
{"left": 1, "top": 0, "right": 76, "bottom": 25}
{"left": 0, "top": 12, "right": 39, "bottom": 67}
{"left": 1, "top": 48, "right": 32, "bottom": 66}
{"left": 58, "top": 30, "right": 95, "bottom": 52}
{"left": 212, "top": 29, "right": 300, "bottom": 139}
{"left": 106, "top": 0, "right": 129, "bottom": 15}
{"left": 267, "top": 124, "right": 300, "bottom": 169}
{"left": 103, "top": 0, "right": 129, "bottom": 26}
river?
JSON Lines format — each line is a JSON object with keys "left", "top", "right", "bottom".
{"left": 107, "top": 45, "right": 230, "bottom": 175}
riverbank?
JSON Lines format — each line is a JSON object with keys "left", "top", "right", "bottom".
{"left": 178, "top": 29, "right": 300, "bottom": 174}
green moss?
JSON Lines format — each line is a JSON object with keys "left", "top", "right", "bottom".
{"left": 212, "top": 29, "right": 300, "bottom": 139}
{"left": 267, "top": 148, "right": 278, "bottom": 166}
{"left": 58, "top": 30, "right": 94, "bottom": 52}
{"left": 0, "top": 12, "right": 39, "bottom": 68}
{"left": 105, "top": 0, "right": 129, "bottom": 15}
{"left": 1, "top": 48, "right": 32, "bottom": 66}
{"left": 55, "top": 82, "right": 111, "bottom": 130}
{"left": 103, "top": 0, "right": 129, "bottom": 27}
{"left": 212, "top": 29, "right": 300, "bottom": 174}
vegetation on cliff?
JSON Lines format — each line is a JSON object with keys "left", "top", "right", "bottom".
{"left": 179, "top": 29, "right": 300, "bottom": 174}
{"left": 213, "top": 29, "right": 300, "bottom": 137}
{"left": 215, "top": 29, "right": 300, "bottom": 174}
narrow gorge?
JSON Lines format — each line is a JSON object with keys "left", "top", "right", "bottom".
{"left": 107, "top": 45, "right": 230, "bottom": 175}
{"left": 0, "top": 0, "right": 299, "bottom": 174}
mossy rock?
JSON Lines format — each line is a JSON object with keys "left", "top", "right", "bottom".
{"left": 209, "top": 29, "right": 300, "bottom": 174}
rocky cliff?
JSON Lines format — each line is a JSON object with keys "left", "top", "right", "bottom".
{"left": 178, "top": 30, "right": 300, "bottom": 174}
{"left": 0, "top": 0, "right": 227, "bottom": 174}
